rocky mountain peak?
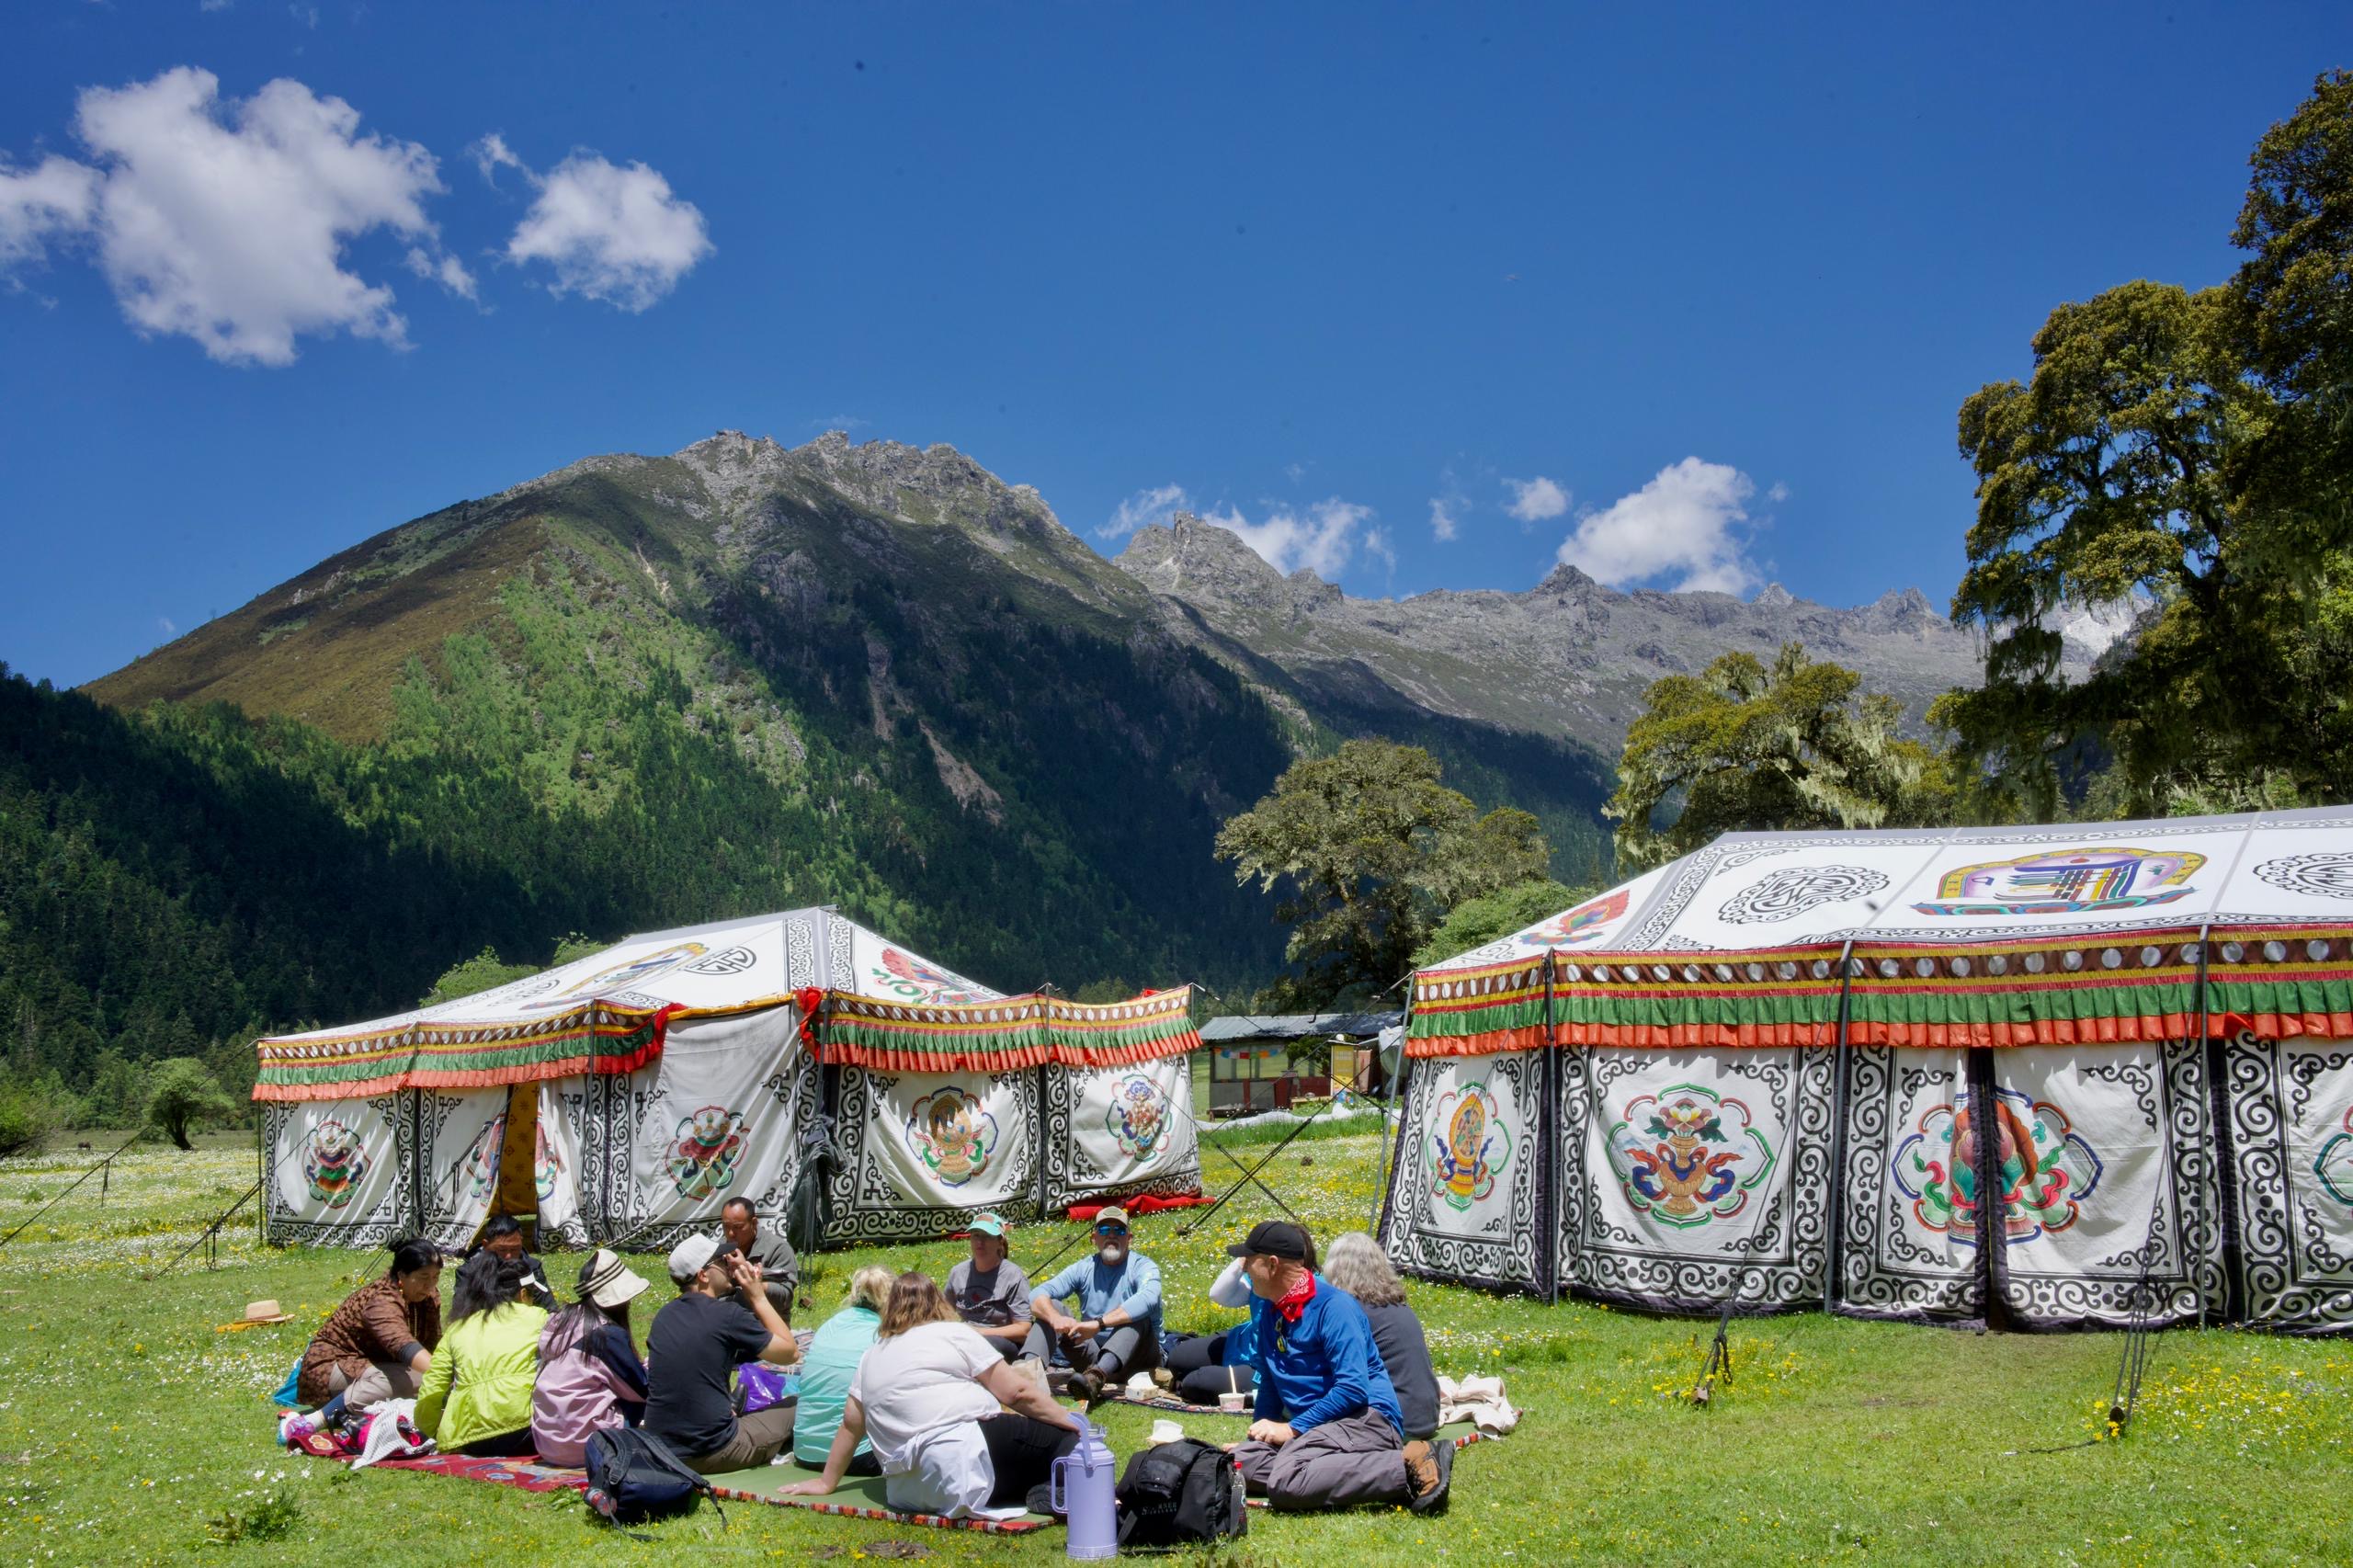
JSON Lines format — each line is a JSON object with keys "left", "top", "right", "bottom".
{"left": 1858, "top": 585, "right": 1940, "bottom": 633}
{"left": 782, "top": 431, "right": 1071, "bottom": 544}
{"left": 1119, "top": 513, "right": 1344, "bottom": 618}
{"left": 1753, "top": 582, "right": 1796, "bottom": 610}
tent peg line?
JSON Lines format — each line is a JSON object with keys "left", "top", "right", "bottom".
{"left": 0, "top": 1131, "right": 146, "bottom": 1256}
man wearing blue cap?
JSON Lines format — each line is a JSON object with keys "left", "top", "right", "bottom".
{"left": 1226, "top": 1220, "right": 1450, "bottom": 1514}
{"left": 945, "top": 1211, "right": 1033, "bottom": 1361}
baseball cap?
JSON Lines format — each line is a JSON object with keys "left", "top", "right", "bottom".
{"left": 969, "top": 1211, "right": 1007, "bottom": 1238}
{"left": 1226, "top": 1220, "right": 1312, "bottom": 1262}
{"left": 1093, "top": 1205, "right": 1131, "bottom": 1230}
{"left": 667, "top": 1233, "right": 735, "bottom": 1283}
{"left": 578, "top": 1248, "right": 651, "bottom": 1310}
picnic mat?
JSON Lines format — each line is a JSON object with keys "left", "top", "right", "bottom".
{"left": 357, "top": 1452, "right": 590, "bottom": 1494}
{"left": 700, "top": 1466, "right": 1053, "bottom": 1535}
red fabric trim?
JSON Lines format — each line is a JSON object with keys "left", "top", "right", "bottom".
{"left": 1064, "top": 1193, "right": 1207, "bottom": 1220}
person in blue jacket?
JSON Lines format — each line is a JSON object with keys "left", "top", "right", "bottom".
{"left": 1226, "top": 1220, "right": 1451, "bottom": 1514}
{"left": 1024, "top": 1205, "right": 1162, "bottom": 1404}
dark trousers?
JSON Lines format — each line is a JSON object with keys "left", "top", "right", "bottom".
{"left": 453, "top": 1427, "right": 539, "bottom": 1460}
{"left": 1165, "top": 1331, "right": 1256, "bottom": 1403}
{"left": 1019, "top": 1322, "right": 1159, "bottom": 1381}
{"left": 978, "top": 1412, "right": 1079, "bottom": 1508}
{"left": 1232, "top": 1409, "right": 1410, "bottom": 1512}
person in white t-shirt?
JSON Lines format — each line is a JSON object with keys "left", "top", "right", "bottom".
{"left": 780, "top": 1271, "right": 1083, "bottom": 1519}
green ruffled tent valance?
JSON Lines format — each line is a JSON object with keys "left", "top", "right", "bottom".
{"left": 814, "top": 986, "right": 1200, "bottom": 1073}
{"left": 253, "top": 1005, "right": 675, "bottom": 1102}
{"left": 1405, "top": 926, "right": 2353, "bottom": 1055}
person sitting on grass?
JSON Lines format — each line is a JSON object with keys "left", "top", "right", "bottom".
{"left": 531, "top": 1248, "right": 652, "bottom": 1467}
{"left": 791, "top": 1265, "right": 897, "bottom": 1476}
{"left": 945, "top": 1211, "right": 1032, "bottom": 1362}
{"left": 782, "top": 1272, "right": 1083, "bottom": 1520}
{"left": 1162, "top": 1249, "right": 1271, "bottom": 1406}
{"left": 1322, "top": 1232, "right": 1439, "bottom": 1441}
{"left": 472, "top": 1214, "right": 555, "bottom": 1311}
{"left": 642, "top": 1234, "right": 801, "bottom": 1474}
{"left": 1023, "top": 1206, "right": 1161, "bottom": 1403}
{"left": 297, "top": 1235, "right": 443, "bottom": 1423}
{"left": 720, "top": 1197, "right": 799, "bottom": 1325}
{"left": 414, "top": 1251, "right": 550, "bottom": 1459}
{"left": 1225, "top": 1220, "right": 1450, "bottom": 1515}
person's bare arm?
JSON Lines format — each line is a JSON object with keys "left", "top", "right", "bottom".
{"left": 726, "top": 1254, "right": 800, "bottom": 1364}
{"left": 779, "top": 1399, "right": 866, "bottom": 1495}
{"left": 979, "top": 1359, "right": 1080, "bottom": 1430}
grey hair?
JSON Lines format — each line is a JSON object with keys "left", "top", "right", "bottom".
{"left": 1322, "top": 1232, "right": 1405, "bottom": 1308}
{"left": 846, "top": 1264, "right": 897, "bottom": 1312}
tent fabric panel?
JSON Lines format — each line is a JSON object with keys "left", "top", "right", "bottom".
{"left": 820, "top": 1066, "right": 1040, "bottom": 1244}
{"left": 1560, "top": 1045, "right": 1834, "bottom": 1313}
{"left": 261, "top": 1092, "right": 415, "bottom": 1247}
{"left": 415, "top": 1088, "right": 509, "bottom": 1250}
{"left": 2223, "top": 1034, "right": 2353, "bottom": 1333}
{"left": 1381, "top": 1051, "right": 1545, "bottom": 1294}
{"left": 536, "top": 1077, "right": 592, "bottom": 1246}
{"left": 1041, "top": 1056, "right": 1202, "bottom": 1211}
{"left": 1987, "top": 1042, "right": 2224, "bottom": 1329}
{"left": 604, "top": 1006, "right": 812, "bottom": 1256}
{"left": 1832, "top": 1047, "right": 1986, "bottom": 1323}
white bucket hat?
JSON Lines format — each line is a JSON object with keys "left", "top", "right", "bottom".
{"left": 578, "top": 1248, "right": 651, "bottom": 1310}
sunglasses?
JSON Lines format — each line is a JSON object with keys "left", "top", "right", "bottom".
{"left": 1095, "top": 1223, "right": 1130, "bottom": 1235}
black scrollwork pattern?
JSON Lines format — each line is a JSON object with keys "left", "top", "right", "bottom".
{"left": 1041, "top": 1060, "right": 1203, "bottom": 1210}
{"left": 1382, "top": 1051, "right": 1544, "bottom": 1295}
{"left": 1835, "top": 1048, "right": 1985, "bottom": 1322}
{"left": 597, "top": 1043, "right": 817, "bottom": 1254}
{"left": 261, "top": 1091, "right": 417, "bottom": 1247}
{"left": 2226, "top": 1035, "right": 2353, "bottom": 1331}
{"left": 819, "top": 1067, "right": 1042, "bottom": 1244}
{"left": 1559, "top": 1046, "right": 1834, "bottom": 1314}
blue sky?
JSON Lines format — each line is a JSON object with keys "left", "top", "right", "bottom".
{"left": 1, "top": 3, "right": 2344, "bottom": 687}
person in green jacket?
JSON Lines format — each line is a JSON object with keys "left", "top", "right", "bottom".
{"left": 415, "top": 1252, "right": 550, "bottom": 1458}
{"left": 791, "top": 1264, "right": 895, "bottom": 1474}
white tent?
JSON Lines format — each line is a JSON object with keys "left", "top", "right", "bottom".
{"left": 1382, "top": 805, "right": 2353, "bottom": 1333}
{"left": 256, "top": 908, "right": 1202, "bottom": 1251}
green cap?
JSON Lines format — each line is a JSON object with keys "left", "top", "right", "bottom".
{"left": 970, "top": 1211, "right": 1007, "bottom": 1237}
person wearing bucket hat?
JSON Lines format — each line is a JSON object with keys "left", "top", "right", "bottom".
{"left": 1025, "top": 1204, "right": 1163, "bottom": 1405}
{"left": 531, "top": 1250, "right": 653, "bottom": 1466}
{"left": 1225, "top": 1221, "right": 1451, "bottom": 1516}
{"left": 945, "top": 1212, "right": 1032, "bottom": 1362}
{"left": 644, "top": 1233, "right": 801, "bottom": 1473}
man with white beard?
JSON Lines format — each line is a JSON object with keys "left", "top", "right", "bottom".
{"left": 1022, "top": 1206, "right": 1162, "bottom": 1405}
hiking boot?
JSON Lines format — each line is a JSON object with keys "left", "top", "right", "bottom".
{"left": 1404, "top": 1437, "right": 1453, "bottom": 1516}
{"left": 1074, "top": 1369, "right": 1111, "bottom": 1411}
{"left": 1064, "top": 1338, "right": 1098, "bottom": 1376}
{"left": 1151, "top": 1368, "right": 1175, "bottom": 1391}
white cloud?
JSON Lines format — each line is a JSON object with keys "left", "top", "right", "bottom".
{"left": 1555, "top": 457, "right": 1760, "bottom": 595}
{"left": 1202, "top": 496, "right": 1373, "bottom": 579}
{"left": 404, "top": 244, "right": 476, "bottom": 301}
{"left": 1767, "top": 482, "right": 1790, "bottom": 504}
{"left": 503, "top": 151, "right": 710, "bottom": 311}
{"left": 158, "top": 616, "right": 176, "bottom": 635}
{"left": 199, "top": 0, "right": 233, "bottom": 12}
{"left": 0, "top": 155, "right": 98, "bottom": 272}
{"left": 1427, "top": 496, "right": 1461, "bottom": 541}
{"left": 1505, "top": 474, "right": 1571, "bottom": 523}
{"left": 1363, "top": 526, "right": 1397, "bottom": 573}
{"left": 470, "top": 131, "right": 524, "bottom": 187}
{"left": 5, "top": 68, "right": 450, "bottom": 365}
{"left": 1099, "top": 482, "right": 1189, "bottom": 540}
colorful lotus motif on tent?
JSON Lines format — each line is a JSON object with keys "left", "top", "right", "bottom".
{"left": 534, "top": 1121, "right": 563, "bottom": 1202}
{"left": 1912, "top": 847, "right": 2203, "bottom": 916}
{"left": 871, "top": 947, "right": 994, "bottom": 1006}
{"left": 1894, "top": 1088, "right": 2103, "bottom": 1244}
{"left": 459, "top": 1114, "right": 506, "bottom": 1200}
{"left": 1514, "top": 888, "right": 1630, "bottom": 950}
{"left": 908, "top": 1086, "right": 999, "bottom": 1187}
{"left": 2316, "top": 1108, "right": 2353, "bottom": 1209}
{"left": 667, "top": 1105, "right": 747, "bottom": 1200}
{"left": 1431, "top": 1083, "right": 1512, "bottom": 1211}
{"left": 1608, "top": 1085, "right": 1775, "bottom": 1228}
{"left": 304, "top": 1119, "right": 369, "bottom": 1208}
{"left": 1107, "top": 1074, "right": 1169, "bottom": 1160}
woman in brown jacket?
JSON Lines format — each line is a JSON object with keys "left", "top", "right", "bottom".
{"left": 298, "top": 1237, "right": 445, "bottom": 1415}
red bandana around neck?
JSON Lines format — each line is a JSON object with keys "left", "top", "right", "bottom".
{"left": 1276, "top": 1269, "right": 1317, "bottom": 1324}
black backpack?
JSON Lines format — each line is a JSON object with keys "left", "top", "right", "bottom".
{"left": 584, "top": 1427, "right": 724, "bottom": 1531}
{"left": 1114, "top": 1437, "right": 1246, "bottom": 1549}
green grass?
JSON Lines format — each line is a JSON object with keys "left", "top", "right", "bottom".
{"left": 3, "top": 1135, "right": 2350, "bottom": 1564}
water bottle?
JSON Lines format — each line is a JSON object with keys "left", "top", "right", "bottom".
{"left": 1049, "top": 1416, "right": 1119, "bottom": 1560}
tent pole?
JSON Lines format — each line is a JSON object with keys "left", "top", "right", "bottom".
{"left": 1370, "top": 992, "right": 1410, "bottom": 1240}
{"left": 1822, "top": 941, "right": 1856, "bottom": 1315}
{"left": 2190, "top": 923, "right": 2212, "bottom": 1330}
{"left": 1543, "top": 952, "right": 1561, "bottom": 1307}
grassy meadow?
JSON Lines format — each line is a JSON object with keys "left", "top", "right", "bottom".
{"left": 1, "top": 1129, "right": 2348, "bottom": 1566}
